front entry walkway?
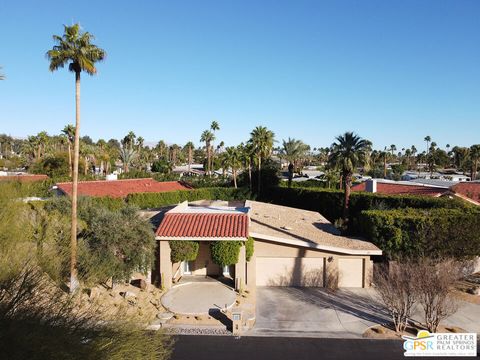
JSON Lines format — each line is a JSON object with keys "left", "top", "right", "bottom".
{"left": 161, "top": 276, "right": 237, "bottom": 315}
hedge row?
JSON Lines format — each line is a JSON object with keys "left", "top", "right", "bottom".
{"left": 359, "top": 208, "right": 480, "bottom": 259}
{"left": 261, "top": 187, "right": 468, "bottom": 233}
{"left": 126, "top": 187, "right": 253, "bottom": 209}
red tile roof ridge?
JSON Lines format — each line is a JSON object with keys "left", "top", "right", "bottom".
{"left": 55, "top": 177, "right": 157, "bottom": 185}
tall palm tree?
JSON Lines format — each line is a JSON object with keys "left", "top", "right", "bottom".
{"left": 119, "top": 146, "right": 137, "bottom": 173}
{"left": 328, "top": 132, "right": 368, "bottom": 220}
{"left": 62, "top": 124, "right": 75, "bottom": 177}
{"left": 47, "top": 23, "right": 105, "bottom": 292}
{"left": 210, "top": 121, "right": 220, "bottom": 174}
{"left": 469, "top": 144, "right": 480, "bottom": 180}
{"left": 424, "top": 136, "right": 431, "bottom": 154}
{"left": 249, "top": 126, "right": 275, "bottom": 194}
{"left": 389, "top": 144, "right": 397, "bottom": 157}
{"left": 280, "top": 138, "right": 309, "bottom": 187}
{"left": 184, "top": 141, "right": 194, "bottom": 172}
{"left": 200, "top": 130, "right": 215, "bottom": 176}
{"left": 223, "top": 146, "right": 242, "bottom": 188}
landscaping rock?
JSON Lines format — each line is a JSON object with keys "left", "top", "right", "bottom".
{"left": 131, "top": 279, "right": 147, "bottom": 290}
{"left": 121, "top": 291, "right": 137, "bottom": 298}
{"left": 467, "top": 287, "right": 480, "bottom": 295}
{"left": 156, "top": 311, "right": 174, "bottom": 322}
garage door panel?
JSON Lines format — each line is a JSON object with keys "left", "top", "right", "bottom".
{"left": 256, "top": 257, "right": 324, "bottom": 287}
{"left": 338, "top": 258, "right": 363, "bottom": 288}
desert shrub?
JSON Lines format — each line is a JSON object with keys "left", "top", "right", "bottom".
{"left": 79, "top": 205, "right": 155, "bottom": 285}
{"left": 245, "top": 237, "right": 254, "bottom": 262}
{"left": 0, "top": 184, "right": 173, "bottom": 360}
{"left": 210, "top": 241, "right": 242, "bottom": 266}
{"left": 41, "top": 197, "right": 154, "bottom": 285}
{"left": 169, "top": 241, "right": 199, "bottom": 263}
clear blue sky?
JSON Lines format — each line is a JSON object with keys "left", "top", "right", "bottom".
{"left": 0, "top": 0, "right": 479, "bottom": 151}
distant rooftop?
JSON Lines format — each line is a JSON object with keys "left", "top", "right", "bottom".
{"left": 56, "top": 178, "right": 190, "bottom": 198}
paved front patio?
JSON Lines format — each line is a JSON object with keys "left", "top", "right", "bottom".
{"left": 161, "top": 277, "right": 237, "bottom": 315}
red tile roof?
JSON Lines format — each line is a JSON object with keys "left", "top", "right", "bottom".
{"left": 450, "top": 182, "right": 480, "bottom": 205}
{"left": 0, "top": 174, "right": 48, "bottom": 182}
{"left": 156, "top": 213, "right": 249, "bottom": 238}
{"left": 352, "top": 182, "right": 445, "bottom": 197}
{"left": 56, "top": 178, "right": 190, "bottom": 198}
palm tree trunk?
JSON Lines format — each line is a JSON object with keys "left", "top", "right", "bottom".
{"left": 257, "top": 155, "right": 262, "bottom": 195}
{"left": 383, "top": 156, "right": 387, "bottom": 178}
{"left": 233, "top": 169, "right": 237, "bottom": 188}
{"left": 248, "top": 158, "right": 252, "bottom": 191}
{"left": 68, "top": 142, "right": 72, "bottom": 177}
{"left": 343, "top": 173, "right": 351, "bottom": 220}
{"left": 188, "top": 146, "right": 192, "bottom": 172}
{"left": 70, "top": 71, "right": 81, "bottom": 293}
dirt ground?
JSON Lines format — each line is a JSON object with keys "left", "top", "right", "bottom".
{"left": 77, "top": 280, "right": 165, "bottom": 323}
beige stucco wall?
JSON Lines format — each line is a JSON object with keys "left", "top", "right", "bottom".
{"left": 159, "top": 240, "right": 172, "bottom": 290}
{"left": 255, "top": 239, "right": 335, "bottom": 258}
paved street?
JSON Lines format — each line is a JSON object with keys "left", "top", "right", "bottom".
{"left": 171, "top": 335, "right": 400, "bottom": 360}
{"left": 171, "top": 335, "right": 478, "bottom": 360}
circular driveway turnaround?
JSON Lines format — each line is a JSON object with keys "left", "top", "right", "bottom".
{"left": 161, "top": 282, "right": 237, "bottom": 315}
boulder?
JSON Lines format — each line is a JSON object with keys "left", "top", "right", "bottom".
{"left": 130, "top": 279, "right": 147, "bottom": 290}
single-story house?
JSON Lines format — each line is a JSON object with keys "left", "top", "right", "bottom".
{"left": 151, "top": 200, "right": 382, "bottom": 291}
{"left": 353, "top": 178, "right": 480, "bottom": 206}
{"left": 55, "top": 178, "right": 190, "bottom": 198}
{"left": 448, "top": 181, "right": 480, "bottom": 205}
{"left": 352, "top": 178, "right": 448, "bottom": 197}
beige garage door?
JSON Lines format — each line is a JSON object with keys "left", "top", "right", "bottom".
{"left": 338, "top": 258, "right": 363, "bottom": 287}
{"left": 256, "top": 257, "right": 324, "bottom": 286}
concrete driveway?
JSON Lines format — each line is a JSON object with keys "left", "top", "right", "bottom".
{"left": 249, "top": 287, "right": 480, "bottom": 338}
{"left": 249, "top": 287, "right": 390, "bottom": 338}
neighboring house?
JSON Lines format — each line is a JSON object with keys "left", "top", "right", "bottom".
{"left": 55, "top": 178, "right": 190, "bottom": 198}
{"left": 352, "top": 178, "right": 448, "bottom": 197}
{"left": 353, "top": 178, "right": 480, "bottom": 206}
{"left": 151, "top": 200, "right": 381, "bottom": 291}
{"left": 449, "top": 182, "right": 480, "bottom": 205}
{"left": 0, "top": 173, "right": 48, "bottom": 182}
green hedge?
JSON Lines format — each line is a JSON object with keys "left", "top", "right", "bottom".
{"left": 245, "top": 237, "right": 254, "bottom": 262}
{"left": 359, "top": 208, "right": 480, "bottom": 259}
{"left": 126, "top": 187, "right": 252, "bottom": 208}
{"left": 261, "top": 187, "right": 467, "bottom": 233}
{"left": 169, "top": 240, "right": 199, "bottom": 263}
{"left": 210, "top": 241, "right": 242, "bottom": 266}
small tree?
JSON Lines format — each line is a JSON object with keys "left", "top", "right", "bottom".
{"left": 79, "top": 205, "right": 155, "bottom": 285}
{"left": 169, "top": 241, "right": 199, "bottom": 263}
{"left": 245, "top": 237, "right": 254, "bottom": 262}
{"left": 375, "top": 261, "right": 417, "bottom": 333}
{"left": 415, "top": 258, "right": 462, "bottom": 333}
{"left": 210, "top": 241, "right": 242, "bottom": 266}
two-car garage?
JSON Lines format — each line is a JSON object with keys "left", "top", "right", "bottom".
{"left": 253, "top": 239, "right": 368, "bottom": 288}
